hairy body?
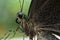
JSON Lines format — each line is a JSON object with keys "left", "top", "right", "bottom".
{"left": 16, "top": 0, "right": 60, "bottom": 40}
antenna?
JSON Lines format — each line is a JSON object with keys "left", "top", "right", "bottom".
{"left": 19, "top": 0, "right": 24, "bottom": 12}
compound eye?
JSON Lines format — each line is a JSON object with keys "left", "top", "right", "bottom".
{"left": 18, "top": 12, "right": 23, "bottom": 18}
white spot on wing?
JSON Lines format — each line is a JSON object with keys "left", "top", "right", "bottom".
{"left": 52, "top": 33, "right": 60, "bottom": 39}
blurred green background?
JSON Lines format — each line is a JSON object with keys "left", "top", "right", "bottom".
{"left": 0, "top": 0, "right": 31, "bottom": 37}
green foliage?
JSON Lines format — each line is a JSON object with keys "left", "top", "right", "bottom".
{"left": 0, "top": 0, "right": 31, "bottom": 37}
